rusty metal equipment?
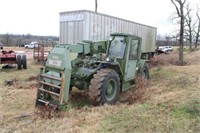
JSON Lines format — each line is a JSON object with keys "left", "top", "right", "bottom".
{"left": 0, "top": 50, "right": 27, "bottom": 70}
{"left": 33, "top": 44, "right": 50, "bottom": 62}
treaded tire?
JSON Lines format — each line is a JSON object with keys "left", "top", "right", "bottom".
{"left": 140, "top": 64, "right": 150, "bottom": 80}
{"left": 16, "top": 54, "right": 22, "bottom": 70}
{"left": 89, "top": 69, "right": 120, "bottom": 105}
{"left": 22, "top": 54, "right": 27, "bottom": 69}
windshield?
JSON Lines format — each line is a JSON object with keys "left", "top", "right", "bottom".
{"left": 109, "top": 36, "right": 126, "bottom": 59}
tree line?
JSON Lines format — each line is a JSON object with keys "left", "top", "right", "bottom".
{"left": 0, "top": 33, "right": 59, "bottom": 47}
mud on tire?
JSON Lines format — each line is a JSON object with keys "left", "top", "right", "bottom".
{"left": 140, "top": 64, "right": 150, "bottom": 80}
{"left": 89, "top": 69, "right": 120, "bottom": 105}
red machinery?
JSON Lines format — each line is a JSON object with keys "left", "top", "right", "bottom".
{"left": 0, "top": 50, "right": 27, "bottom": 70}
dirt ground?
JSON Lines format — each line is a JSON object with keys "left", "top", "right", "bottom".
{"left": 0, "top": 47, "right": 200, "bottom": 132}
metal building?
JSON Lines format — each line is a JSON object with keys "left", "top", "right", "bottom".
{"left": 59, "top": 10, "right": 157, "bottom": 54}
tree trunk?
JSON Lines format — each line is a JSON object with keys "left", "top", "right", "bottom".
{"left": 195, "top": 21, "right": 200, "bottom": 49}
{"left": 95, "top": 0, "right": 98, "bottom": 13}
{"left": 189, "top": 33, "right": 192, "bottom": 50}
{"left": 170, "top": 0, "right": 186, "bottom": 65}
{"left": 179, "top": 8, "right": 184, "bottom": 65}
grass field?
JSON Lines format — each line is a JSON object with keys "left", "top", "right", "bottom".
{"left": 0, "top": 47, "right": 200, "bottom": 132}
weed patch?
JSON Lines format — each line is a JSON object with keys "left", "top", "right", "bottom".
{"left": 4, "top": 75, "right": 38, "bottom": 90}
{"left": 120, "top": 77, "right": 150, "bottom": 104}
{"left": 167, "top": 74, "right": 198, "bottom": 89}
{"left": 35, "top": 106, "right": 62, "bottom": 119}
{"left": 185, "top": 99, "right": 200, "bottom": 118}
{"left": 150, "top": 67, "right": 178, "bottom": 82}
{"left": 69, "top": 89, "right": 91, "bottom": 108}
{"left": 169, "top": 101, "right": 200, "bottom": 132}
{"left": 150, "top": 53, "right": 181, "bottom": 67}
{"left": 99, "top": 103, "right": 173, "bottom": 132}
{"left": 13, "top": 81, "right": 38, "bottom": 89}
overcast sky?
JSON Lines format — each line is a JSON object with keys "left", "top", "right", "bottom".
{"left": 0, "top": 0, "right": 199, "bottom": 36}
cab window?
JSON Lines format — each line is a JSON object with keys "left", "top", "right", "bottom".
{"left": 129, "top": 39, "right": 139, "bottom": 60}
{"left": 109, "top": 36, "right": 126, "bottom": 59}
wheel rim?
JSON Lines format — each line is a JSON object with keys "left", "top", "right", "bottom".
{"left": 105, "top": 79, "right": 116, "bottom": 101}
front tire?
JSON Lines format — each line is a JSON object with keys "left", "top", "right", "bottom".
{"left": 89, "top": 69, "right": 120, "bottom": 105}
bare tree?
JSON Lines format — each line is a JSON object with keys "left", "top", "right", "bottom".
{"left": 95, "top": 0, "right": 98, "bottom": 13}
{"left": 184, "top": 3, "right": 195, "bottom": 50}
{"left": 4, "top": 33, "right": 10, "bottom": 46}
{"left": 171, "top": 0, "right": 186, "bottom": 65}
{"left": 194, "top": 7, "right": 200, "bottom": 48}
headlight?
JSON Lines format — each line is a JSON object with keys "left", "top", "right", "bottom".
{"left": 109, "top": 36, "right": 114, "bottom": 41}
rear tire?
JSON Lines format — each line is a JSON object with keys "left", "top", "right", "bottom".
{"left": 89, "top": 69, "right": 120, "bottom": 105}
{"left": 140, "top": 64, "right": 150, "bottom": 80}
{"left": 16, "top": 54, "right": 22, "bottom": 70}
{"left": 22, "top": 54, "right": 27, "bottom": 69}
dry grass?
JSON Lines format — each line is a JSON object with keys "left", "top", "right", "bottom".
{"left": 119, "top": 77, "right": 150, "bottom": 104}
{"left": 99, "top": 50, "right": 200, "bottom": 132}
{"left": 150, "top": 49, "right": 200, "bottom": 68}
{"left": 149, "top": 51, "right": 181, "bottom": 68}
{"left": 1, "top": 47, "right": 200, "bottom": 132}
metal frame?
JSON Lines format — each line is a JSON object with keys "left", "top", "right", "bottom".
{"left": 36, "top": 67, "right": 65, "bottom": 107}
{"left": 33, "top": 44, "right": 50, "bottom": 62}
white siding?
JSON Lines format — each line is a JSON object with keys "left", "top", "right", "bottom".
{"left": 59, "top": 10, "right": 157, "bottom": 53}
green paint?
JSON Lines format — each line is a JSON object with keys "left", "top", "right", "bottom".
{"left": 36, "top": 33, "right": 150, "bottom": 106}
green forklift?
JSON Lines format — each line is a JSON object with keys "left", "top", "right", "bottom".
{"left": 36, "top": 33, "right": 150, "bottom": 107}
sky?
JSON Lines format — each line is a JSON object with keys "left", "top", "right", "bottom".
{"left": 0, "top": 0, "right": 199, "bottom": 36}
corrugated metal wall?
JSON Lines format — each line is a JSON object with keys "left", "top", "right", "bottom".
{"left": 59, "top": 10, "right": 157, "bottom": 52}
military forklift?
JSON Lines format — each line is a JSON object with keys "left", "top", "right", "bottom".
{"left": 36, "top": 33, "right": 149, "bottom": 107}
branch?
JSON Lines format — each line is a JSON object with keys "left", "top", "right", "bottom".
{"left": 192, "top": 21, "right": 197, "bottom": 28}
{"left": 184, "top": 18, "right": 189, "bottom": 25}
{"left": 171, "top": 0, "right": 181, "bottom": 17}
{"left": 183, "top": 0, "right": 186, "bottom": 5}
{"left": 170, "top": 13, "right": 180, "bottom": 20}
{"left": 192, "top": 29, "right": 196, "bottom": 33}
{"left": 197, "top": 11, "right": 200, "bottom": 20}
{"left": 184, "top": 29, "right": 190, "bottom": 32}
{"left": 184, "top": 3, "right": 192, "bottom": 17}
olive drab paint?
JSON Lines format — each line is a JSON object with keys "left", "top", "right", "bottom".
{"left": 36, "top": 33, "right": 151, "bottom": 107}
